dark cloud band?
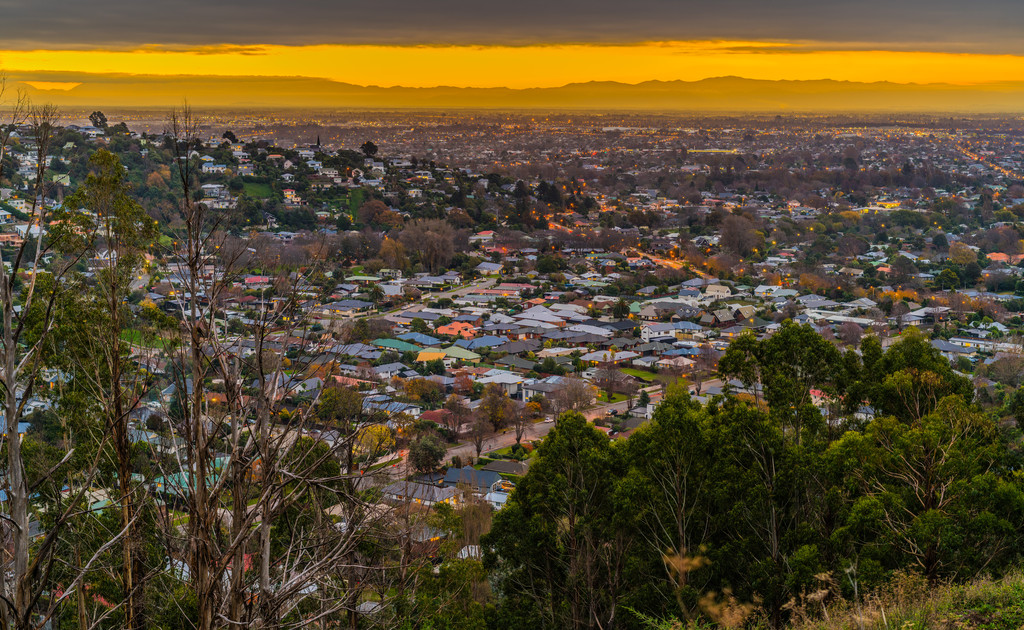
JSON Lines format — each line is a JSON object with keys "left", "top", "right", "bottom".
{"left": 0, "top": 0, "right": 1021, "bottom": 53}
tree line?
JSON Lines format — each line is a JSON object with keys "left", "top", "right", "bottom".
{"left": 481, "top": 325, "right": 1024, "bottom": 630}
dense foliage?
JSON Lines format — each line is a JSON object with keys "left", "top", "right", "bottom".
{"left": 482, "top": 328, "right": 1024, "bottom": 630}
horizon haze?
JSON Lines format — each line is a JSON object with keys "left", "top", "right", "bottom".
{"left": 8, "top": 73, "right": 1024, "bottom": 112}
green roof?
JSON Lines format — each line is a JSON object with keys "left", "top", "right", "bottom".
{"left": 373, "top": 338, "right": 422, "bottom": 353}
{"left": 442, "top": 345, "right": 481, "bottom": 361}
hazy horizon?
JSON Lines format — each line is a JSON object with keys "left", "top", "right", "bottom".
{"left": 8, "top": 72, "right": 1024, "bottom": 112}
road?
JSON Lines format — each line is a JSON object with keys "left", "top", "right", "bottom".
{"left": 351, "top": 278, "right": 499, "bottom": 322}
{"left": 955, "top": 143, "right": 1023, "bottom": 179}
{"left": 628, "top": 248, "right": 709, "bottom": 279}
{"left": 445, "top": 418, "right": 555, "bottom": 464}
{"left": 380, "top": 277, "right": 498, "bottom": 319}
{"left": 436, "top": 276, "right": 498, "bottom": 300}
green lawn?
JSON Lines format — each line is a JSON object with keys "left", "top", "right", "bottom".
{"left": 122, "top": 329, "right": 177, "bottom": 351}
{"left": 622, "top": 367, "right": 676, "bottom": 386}
{"left": 347, "top": 189, "right": 366, "bottom": 214}
{"left": 621, "top": 368, "right": 658, "bottom": 381}
{"left": 243, "top": 182, "right": 274, "bottom": 199}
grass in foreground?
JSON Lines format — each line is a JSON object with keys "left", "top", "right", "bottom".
{"left": 633, "top": 571, "right": 1024, "bottom": 630}
{"left": 789, "top": 570, "right": 1024, "bottom": 630}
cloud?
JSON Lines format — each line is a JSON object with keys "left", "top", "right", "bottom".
{"left": 21, "top": 80, "right": 81, "bottom": 91}
{"left": 0, "top": 0, "right": 1022, "bottom": 53}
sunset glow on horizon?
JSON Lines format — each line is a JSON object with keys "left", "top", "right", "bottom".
{"left": 3, "top": 41, "right": 1024, "bottom": 89}
{"left": 4, "top": 0, "right": 1023, "bottom": 109}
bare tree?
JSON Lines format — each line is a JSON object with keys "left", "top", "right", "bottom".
{"left": 163, "top": 103, "right": 223, "bottom": 630}
{"left": 623, "top": 378, "right": 640, "bottom": 411}
{"left": 160, "top": 103, "right": 408, "bottom": 630}
{"left": 0, "top": 78, "right": 28, "bottom": 179}
{"left": 690, "top": 344, "right": 719, "bottom": 395}
{"left": 594, "top": 367, "right": 633, "bottom": 402}
{"left": 838, "top": 321, "right": 863, "bottom": 347}
{"left": 507, "top": 400, "right": 531, "bottom": 446}
{"left": 443, "top": 393, "right": 470, "bottom": 439}
{"left": 469, "top": 412, "right": 490, "bottom": 461}
{"left": 398, "top": 220, "right": 456, "bottom": 273}
{"left": 892, "top": 301, "right": 911, "bottom": 331}
{"left": 719, "top": 213, "right": 763, "bottom": 257}
{"left": 593, "top": 367, "right": 617, "bottom": 400}
{"left": 548, "top": 377, "right": 596, "bottom": 417}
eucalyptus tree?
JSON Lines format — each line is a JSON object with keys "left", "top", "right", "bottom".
{"left": 161, "top": 104, "right": 403, "bottom": 630}
{"left": 0, "top": 98, "right": 121, "bottom": 630}
{"left": 484, "top": 412, "right": 628, "bottom": 630}
{"left": 719, "top": 322, "right": 844, "bottom": 443}
{"left": 52, "top": 148, "right": 158, "bottom": 630}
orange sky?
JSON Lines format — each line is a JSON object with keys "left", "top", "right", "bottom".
{"left": 5, "top": 41, "right": 1024, "bottom": 89}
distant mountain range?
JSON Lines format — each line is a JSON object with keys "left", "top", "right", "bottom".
{"left": 11, "top": 72, "right": 1024, "bottom": 111}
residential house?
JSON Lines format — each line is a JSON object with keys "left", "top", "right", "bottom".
{"left": 382, "top": 481, "right": 458, "bottom": 507}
